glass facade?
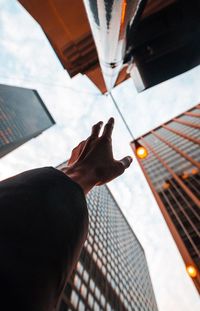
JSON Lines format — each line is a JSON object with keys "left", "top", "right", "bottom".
{"left": 0, "top": 84, "right": 55, "bottom": 158}
{"left": 56, "top": 173, "right": 158, "bottom": 311}
{"left": 132, "top": 105, "right": 200, "bottom": 293}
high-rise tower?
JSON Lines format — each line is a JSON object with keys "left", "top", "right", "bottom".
{"left": 57, "top": 163, "right": 158, "bottom": 311}
{"left": 131, "top": 104, "right": 200, "bottom": 293}
{"left": 0, "top": 84, "right": 55, "bottom": 158}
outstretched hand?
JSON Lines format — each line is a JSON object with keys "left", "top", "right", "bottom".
{"left": 61, "top": 118, "right": 132, "bottom": 194}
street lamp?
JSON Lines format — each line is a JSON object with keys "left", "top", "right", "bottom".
{"left": 186, "top": 265, "right": 198, "bottom": 278}
{"left": 135, "top": 141, "right": 148, "bottom": 159}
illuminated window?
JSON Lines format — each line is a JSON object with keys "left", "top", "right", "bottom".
{"left": 90, "top": 279, "right": 95, "bottom": 292}
{"left": 95, "top": 286, "right": 100, "bottom": 300}
{"left": 94, "top": 243, "right": 98, "bottom": 252}
{"left": 102, "top": 265, "right": 106, "bottom": 275}
{"left": 87, "top": 244, "right": 92, "bottom": 254}
{"left": 83, "top": 270, "right": 89, "bottom": 283}
{"left": 97, "top": 259, "right": 102, "bottom": 269}
{"left": 88, "top": 236, "right": 93, "bottom": 244}
{"left": 78, "top": 299, "right": 85, "bottom": 311}
{"left": 107, "top": 273, "right": 111, "bottom": 283}
{"left": 71, "top": 290, "right": 78, "bottom": 309}
{"left": 100, "top": 294, "right": 106, "bottom": 307}
{"left": 162, "top": 182, "right": 170, "bottom": 190}
{"left": 80, "top": 284, "right": 87, "bottom": 298}
{"left": 191, "top": 168, "right": 199, "bottom": 175}
{"left": 182, "top": 171, "right": 189, "bottom": 179}
{"left": 74, "top": 274, "right": 81, "bottom": 290}
{"left": 94, "top": 301, "right": 100, "bottom": 311}
{"left": 88, "top": 293, "right": 94, "bottom": 308}
{"left": 92, "top": 252, "right": 97, "bottom": 262}
{"left": 77, "top": 262, "right": 83, "bottom": 275}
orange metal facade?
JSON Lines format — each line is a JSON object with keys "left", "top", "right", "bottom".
{"left": 18, "top": 0, "right": 176, "bottom": 93}
{"left": 18, "top": 0, "right": 130, "bottom": 93}
{"left": 131, "top": 105, "right": 200, "bottom": 294}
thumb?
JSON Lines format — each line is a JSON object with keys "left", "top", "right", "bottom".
{"left": 119, "top": 156, "right": 133, "bottom": 170}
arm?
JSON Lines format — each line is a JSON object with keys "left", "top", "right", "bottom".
{"left": 0, "top": 167, "right": 88, "bottom": 311}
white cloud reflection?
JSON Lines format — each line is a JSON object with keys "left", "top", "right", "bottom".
{"left": 0, "top": 1, "right": 199, "bottom": 310}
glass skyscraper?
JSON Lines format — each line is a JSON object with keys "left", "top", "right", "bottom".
{"left": 131, "top": 104, "right": 200, "bottom": 293}
{"left": 0, "top": 84, "right": 55, "bottom": 158}
{"left": 57, "top": 163, "right": 158, "bottom": 311}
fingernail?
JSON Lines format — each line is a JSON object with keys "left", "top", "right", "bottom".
{"left": 108, "top": 117, "right": 114, "bottom": 123}
{"left": 128, "top": 156, "right": 133, "bottom": 163}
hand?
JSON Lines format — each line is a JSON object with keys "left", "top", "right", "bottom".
{"left": 61, "top": 118, "right": 132, "bottom": 194}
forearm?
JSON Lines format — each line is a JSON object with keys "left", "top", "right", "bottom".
{"left": 60, "top": 164, "right": 96, "bottom": 195}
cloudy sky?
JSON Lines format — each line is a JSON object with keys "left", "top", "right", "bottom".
{"left": 0, "top": 1, "right": 200, "bottom": 310}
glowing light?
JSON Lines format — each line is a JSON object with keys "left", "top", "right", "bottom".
{"left": 182, "top": 172, "right": 189, "bottom": 179}
{"left": 191, "top": 168, "right": 198, "bottom": 175}
{"left": 186, "top": 265, "right": 198, "bottom": 278}
{"left": 162, "top": 182, "right": 170, "bottom": 190}
{"left": 136, "top": 146, "right": 148, "bottom": 159}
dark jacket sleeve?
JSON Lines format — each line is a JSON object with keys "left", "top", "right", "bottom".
{"left": 0, "top": 167, "right": 88, "bottom": 311}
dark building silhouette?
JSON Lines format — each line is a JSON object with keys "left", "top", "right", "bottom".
{"left": 0, "top": 84, "right": 55, "bottom": 158}
{"left": 57, "top": 162, "right": 158, "bottom": 311}
{"left": 19, "top": 0, "right": 200, "bottom": 92}
{"left": 131, "top": 104, "right": 200, "bottom": 293}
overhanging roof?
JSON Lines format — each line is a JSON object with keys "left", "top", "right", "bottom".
{"left": 18, "top": 0, "right": 177, "bottom": 93}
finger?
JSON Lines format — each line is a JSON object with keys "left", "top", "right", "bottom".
{"left": 118, "top": 156, "right": 133, "bottom": 173}
{"left": 120, "top": 156, "right": 132, "bottom": 168}
{"left": 102, "top": 117, "right": 114, "bottom": 139}
{"left": 79, "top": 121, "right": 103, "bottom": 160}
{"left": 91, "top": 121, "right": 103, "bottom": 138}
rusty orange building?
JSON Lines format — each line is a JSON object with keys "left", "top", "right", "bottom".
{"left": 131, "top": 105, "right": 200, "bottom": 294}
{"left": 18, "top": 0, "right": 200, "bottom": 92}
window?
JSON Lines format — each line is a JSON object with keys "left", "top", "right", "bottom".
{"left": 71, "top": 290, "right": 78, "bottom": 308}
{"left": 89, "top": 279, "right": 95, "bottom": 292}
{"left": 88, "top": 293, "right": 94, "bottom": 308}
{"left": 80, "top": 284, "right": 87, "bottom": 298}
{"left": 77, "top": 262, "right": 83, "bottom": 275}
{"left": 92, "top": 252, "right": 97, "bottom": 262}
{"left": 78, "top": 299, "right": 85, "bottom": 311}
{"left": 87, "top": 244, "right": 92, "bottom": 254}
{"left": 94, "top": 301, "right": 100, "bottom": 311}
{"left": 95, "top": 286, "right": 100, "bottom": 300}
{"left": 74, "top": 274, "right": 81, "bottom": 290}
{"left": 100, "top": 294, "right": 106, "bottom": 307}
{"left": 83, "top": 270, "right": 89, "bottom": 284}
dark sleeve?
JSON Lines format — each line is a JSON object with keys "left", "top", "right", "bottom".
{"left": 0, "top": 167, "right": 88, "bottom": 311}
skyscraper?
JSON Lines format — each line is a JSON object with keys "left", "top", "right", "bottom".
{"left": 131, "top": 104, "right": 200, "bottom": 293}
{"left": 57, "top": 163, "right": 158, "bottom": 311}
{"left": 0, "top": 84, "right": 55, "bottom": 158}
{"left": 19, "top": 0, "right": 200, "bottom": 92}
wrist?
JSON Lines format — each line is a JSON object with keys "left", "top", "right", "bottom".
{"left": 60, "top": 164, "right": 96, "bottom": 195}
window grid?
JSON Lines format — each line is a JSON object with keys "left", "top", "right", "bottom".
{"left": 137, "top": 105, "right": 200, "bottom": 288}
{"left": 58, "top": 185, "right": 158, "bottom": 311}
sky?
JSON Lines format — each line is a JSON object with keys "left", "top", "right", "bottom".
{"left": 0, "top": 1, "right": 200, "bottom": 310}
